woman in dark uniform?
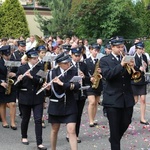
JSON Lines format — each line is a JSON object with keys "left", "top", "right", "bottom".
{"left": 46, "top": 52, "right": 80, "bottom": 150}
{"left": 16, "top": 48, "right": 47, "bottom": 150}
{"left": 131, "top": 42, "right": 149, "bottom": 125}
{"left": 0, "top": 45, "right": 17, "bottom": 130}
{"left": 85, "top": 44, "right": 103, "bottom": 127}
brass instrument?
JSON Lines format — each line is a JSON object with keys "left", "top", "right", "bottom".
{"left": 35, "top": 35, "right": 45, "bottom": 47}
{"left": 92, "top": 59, "right": 102, "bottom": 89}
{"left": 120, "top": 52, "right": 141, "bottom": 82}
{"left": 5, "top": 67, "right": 14, "bottom": 95}
{"left": 130, "top": 66, "right": 141, "bottom": 80}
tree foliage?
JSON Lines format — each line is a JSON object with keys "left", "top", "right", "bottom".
{"left": 0, "top": 0, "right": 29, "bottom": 38}
{"left": 70, "top": 0, "right": 139, "bottom": 39}
{"left": 35, "top": 0, "right": 72, "bottom": 37}
{"left": 35, "top": 0, "right": 150, "bottom": 40}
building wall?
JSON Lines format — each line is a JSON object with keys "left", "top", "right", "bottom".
{"left": 25, "top": 10, "right": 51, "bottom": 37}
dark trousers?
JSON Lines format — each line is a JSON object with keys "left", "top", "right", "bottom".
{"left": 20, "top": 103, "right": 43, "bottom": 145}
{"left": 106, "top": 107, "right": 133, "bottom": 150}
{"left": 76, "top": 99, "right": 86, "bottom": 137}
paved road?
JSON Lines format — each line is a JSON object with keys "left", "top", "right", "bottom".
{"left": 1, "top": 94, "right": 150, "bottom": 150}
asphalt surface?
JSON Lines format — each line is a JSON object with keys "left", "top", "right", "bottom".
{"left": 1, "top": 91, "right": 150, "bottom": 150}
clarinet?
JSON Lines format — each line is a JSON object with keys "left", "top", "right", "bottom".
{"left": 76, "top": 62, "right": 86, "bottom": 100}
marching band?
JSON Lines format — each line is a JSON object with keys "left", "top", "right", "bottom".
{"left": 0, "top": 35, "right": 150, "bottom": 150}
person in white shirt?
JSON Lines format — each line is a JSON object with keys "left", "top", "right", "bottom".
{"left": 26, "top": 35, "right": 37, "bottom": 51}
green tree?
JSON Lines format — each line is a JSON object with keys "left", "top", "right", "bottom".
{"left": 71, "top": 0, "right": 138, "bottom": 39}
{"left": 0, "top": 0, "right": 30, "bottom": 38}
{"left": 35, "top": 0, "right": 72, "bottom": 37}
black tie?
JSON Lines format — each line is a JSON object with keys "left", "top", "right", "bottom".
{"left": 75, "top": 63, "right": 78, "bottom": 68}
{"left": 94, "top": 59, "right": 97, "bottom": 63}
{"left": 117, "top": 55, "right": 121, "bottom": 61}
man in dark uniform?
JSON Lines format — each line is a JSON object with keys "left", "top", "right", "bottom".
{"left": 100, "top": 36, "right": 135, "bottom": 150}
{"left": 10, "top": 40, "right": 26, "bottom": 61}
{"left": 65, "top": 47, "right": 90, "bottom": 143}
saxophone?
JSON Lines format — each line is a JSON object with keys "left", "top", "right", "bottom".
{"left": 92, "top": 60, "right": 102, "bottom": 89}
{"left": 5, "top": 67, "right": 14, "bottom": 95}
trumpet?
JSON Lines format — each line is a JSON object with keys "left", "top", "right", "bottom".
{"left": 14, "top": 60, "right": 41, "bottom": 85}
{"left": 36, "top": 65, "right": 74, "bottom": 95}
{"left": 120, "top": 52, "right": 141, "bottom": 80}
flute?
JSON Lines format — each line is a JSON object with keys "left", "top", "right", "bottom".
{"left": 14, "top": 60, "right": 41, "bottom": 85}
{"left": 36, "top": 65, "right": 74, "bottom": 95}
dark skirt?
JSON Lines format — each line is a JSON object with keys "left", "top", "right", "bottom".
{"left": 48, "top": 113, "right": 77, "bottom": 124}
{"left": 87, "top": 87, "right": 101, "bottom": 96}
{"left": 131, "top": 84, "right": 146, "bottom": 96}
{"left": 0, "top": 91, "right": 16, "bottom": 103}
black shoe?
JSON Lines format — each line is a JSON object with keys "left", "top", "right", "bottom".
{"left": 94, "top": 122, "right": 98, "bottom": 125}
{"left": 2, "top": 124, "right": 9, "bottom": 128}
{"left": 22, "top": 141, "right": 29, "bottom": 145}
{"left": 37, "top": 145, "right": 47, "bottom": 150}
{"left": 140, "top": 121, "right": 149, "bottom": 125}
{"left": 11, "top": 126, "right": 17, "bottom": 130}
{"left": 77, "top": 139, "right": 81, "bottom": 143}
{"left": 21, "top": 139, "right": 29, "bottom": 145}
{"left": 89, "top": 124, "right": 95, "bottom": 127}
{"left": 66, "top": 137, "right": 69, "bottom": 142}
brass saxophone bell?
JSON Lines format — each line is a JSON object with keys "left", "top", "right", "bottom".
{"left": 92, "top": 60, "right": 102, "bottom": 89}
{"left": 5, "top": 79, "right": 14, "bottom": 95}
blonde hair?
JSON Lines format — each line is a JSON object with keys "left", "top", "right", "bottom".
{"left": 21, "top": 54, "right": 28, "bottom": 64}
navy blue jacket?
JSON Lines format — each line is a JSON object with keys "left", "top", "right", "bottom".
{"left": 100, "top": 53, "right": 135, "bottom": 108}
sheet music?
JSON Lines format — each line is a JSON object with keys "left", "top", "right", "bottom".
{"left": 5, "top": 61, "right": 21, "bottom": 67}
{"left": 36, "top": 70, "right": 47, "bottom": 78}
{"left": 70, "top": 76, "right": 82, "bottom": 83}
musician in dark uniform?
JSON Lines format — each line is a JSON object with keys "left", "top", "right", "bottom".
{"left": 16, "top": 48, "right": 47, "bottom": 150}
{"left": 100, "top": 36, "right": 135, "bottom": 150}
{"left": 10, "top": 40, "right": 26, "bottom": 118}
{"left": 85, "top": 44, "right": 103, "bottom": 127}
{"left": 10, "top": 40, "right": 26, "bottom": 61}
{"left": 46, "top": 52, "right": 80, "bottom": 150}
{"left": 131, "top": 42, "right": 149, "bottom": 125}
{"left": 65, "top": 47, "right": 90, "bottom": 143}
{"left": 0, "top": 45, "right": 17, "bottom": 129}
{"left": 36, "top": 45, "right": 51, "bottom": 128}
